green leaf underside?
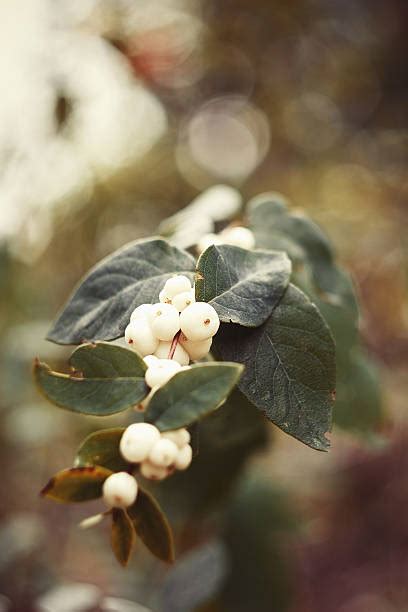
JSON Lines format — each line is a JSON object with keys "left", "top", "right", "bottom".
{"left": 40, "top": 466, "right": 112, "bottom": 502}
{"left": 195, "top": 244, "right": 291, "bottom": 327}
{"left": 74, "top": 428, "right": 129, "bottom": 472}
{"left": 34, "top": 361, "right": 148, "bottom": 416}
{"left": 47, "top": 238, "right": 196, "bottom": 345}
{"left": 111, "top": 508, "right": 136, "bottom": 566}
{"left": 70, "top": 342, "right": 146, "bottom": 378}
{"left": 127, "top": 488, "right": 174, "bottom": 562}
{"left": 214, "top": 284, "right": 335, "bottom": 451}
{"left": 145, "top": 362, "right": 244, "bottom": 431}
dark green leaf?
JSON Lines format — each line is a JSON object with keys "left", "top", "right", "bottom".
{"left": 145, "top": 363, "right": 243, "bottom": 431}
{"left": 74, "top": 428, "right": 129, "bottom": 472}
{"left": 195, "top": 244, "right": 291, "bottom": 327}
{"left": 47, "top": 238, "right": 196, "bottom": 344}
{"left": 34, "top": 360, "right": 148, "bottom": 416}
{"left": 111, "top": 508, "right": 136, "bottom": 566}
{"left": 214, "top": 284, "right": 335, "bottom": 451}
{"left": 69, "top": 341, "right": 146, "bottom": 378}
{"left": 128, "top": 488, "right": 174, "bottom": 562}
{"left": 40, "top": 466, "right": 112, "bottom": 502}
{"left": 334, "top": 348, "right": 383, "bottom": 433}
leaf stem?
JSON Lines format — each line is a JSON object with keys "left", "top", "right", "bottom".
{"left": 168, "top": 330, "right": 182, "bottom": 360}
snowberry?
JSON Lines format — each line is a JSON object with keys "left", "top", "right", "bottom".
{"left": 130, "top": 304, "right": 154, "bottom": 322}
{"left": 174, "top": 444, "right": 193, "bottom": 470}
{"left": 149, "top": 303, "right": 180, "bottom": 341}
{"left": 102, "top": 472, "right": 138, "bottom": 509}
{"left": 159, "top": 289, "right": 172, "bottom": 304}
{"left": 119, "top": 423, "right": 160, "bottom": 463}
{"left": 163, "top": 275, "right": 192, "bottom": 298}
{"left": 145, "top": 359, "right": 181, "bottom": 388}
{"left": 181, "top": 335, "right": 212, "bottom": 360}
{"left": 154, "top": 341, "right": 190, "bottom": 366}
{"left": 143, "top": 354, "right": 159, "bottom": 368}
{"left": 140, "top": 460, "right": 169, "bottom": 481}
{"left": 148, "top": 438, "right": 178, "bottom": 467}
{"left": 172, "top": 289, "right": 195, "bottom": 312}
{"left": 162, "top": 428, "right": 191, "bottom": 449}
{"left": 220, "top": 226, "right": 255, "bottom": 250}
{"left": 180, "top": 302, "right": 220, "bottom": 341}
{"left": 125, "top": 319, "right": 159, "bottom": 356}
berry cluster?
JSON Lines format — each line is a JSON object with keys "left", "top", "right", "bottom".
{"left": 124, "top": 275, "right": 220, "bottom": 392}
{"left": 102, "top": 423, "right": 193, "bottom": 509}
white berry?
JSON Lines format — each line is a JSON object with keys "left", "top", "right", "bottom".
{"left": 143, "top": 354, "right": 159, "bottom": 368}
{"left": 148, "top": 438, "right": 178, "bottom": 467}
{"left": 220, "top": 226, "right": 255, "bottom": 250}
{"left": 145, "top": 359, "right": 181, "bottom": 388}
{"left": 159, "top": 289, "right": 172, "bottom": 304}
{"left": 172, "top": 289, "right": 195, "bottom": 312}
{"left": 149, "top": 303, "right": 180, "bottom": 341}
{"left": 180, "top": 302, "right": 220, "bottom": 341}
{"left": 154, "top": 341, "right": 190, "bottom": 366}
{"left": 140, "top": 460, "right": 169, "bottom": 481}
{"left": 119, "top": 423, "right": 160, "bottom": 463}
{"left": 163, "top": 275, "right": 192, "bottom": 298}
{"left": 102, "top": 472, "right": 138, "bottom": 509}
{"left": 125, "top": 319, "right": 159, "bottom": 356}
{"left": 130, "top": 304, "right": 154, "bottom": 322}
{"left": 181, "top": 336, "right": 212, "bottom": 360}
{"left": 162, "top": 428, "right": 191, "bottom": 449}
{"left": 174, "top": 444, "right": 193, "bottom": 470}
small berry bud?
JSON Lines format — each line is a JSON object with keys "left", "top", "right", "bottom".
{"left": 181, "top": 336, "right": 212, "bottom": 361}
{"left": 154, "top": 341, "right": 190, "bottom": 366}
{"left": 125, "top": 319, "right": 159, "bottom": 356}
{"left": 120, "top": 423, "right": 160, "bottom": 463}
{"left": 174, "top": 444, "right": 193, "bottom": 470}
{"left": 163, "top": 275, "right": 192, "bottom": 298}
{"left": 102, "top": 472, "right": 138, "bottom": 509}
{"left": 180, "top": 302, "right": 220, "bottom": 341}
{"left": 220, "top": 226, "right": 255, "bottom": 250}
{"left": 148, "top": 438, "right": 179, "bottom": 467}
{"left": 140, "top": 460, "right": 169, "bottom": 481}
{"left": 162, "top": 428, "right": 191, "bottom": 449}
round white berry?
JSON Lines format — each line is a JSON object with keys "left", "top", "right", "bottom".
{"left": 140, "top": 460, "right": 169, "bottom": 481}
{"left": 145, "top": 359, "right": 182, "bottom": 388}
{"left": 102, "top": 472, "right": 138, "bottom": 509}
{"left": 143, "top": 354, "right": 159, "bottom": 368}
{"left": 162, "top": 428, "right": 191, "bottom": 449}
{"left": 154, "top": 341, "right": 190, "bottom": 366}
{"left": 148, "top": 438, "right": 178, "bottom": 467}
{"left": 174, "top": 444, "right": 193, "bottom": 470}
{"left": 125, "top": 319, "right": 159, "bottom": 356}
{"left": 159, "top": 289, "right": 172, "bottom": 304}
{"left": 119, "top": 423, "right": 160, "bottom": 463}
{"left": 221, "top": 226, "right": 255, "bottom": 250}
{"left": 180, "top": 302, "right": 220, "bottom": 341}
{"left": 163, "top": 275, "right": 192, "bottom": 298}
{"left": 130, "top": 304, "right": 154, "bottom": 322}
{"left": 149, "top": 303, "right": 180, "bottom": 341}
{"left": 172, "top": 289, "right": 195, "bottom": 312}
{"left": 181, "top": 336, "right": 212, "bottom": 360}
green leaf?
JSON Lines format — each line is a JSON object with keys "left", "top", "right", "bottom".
{"left": 111, "top": 508, "right": 136, "bottom": 566}
{"left": 334, "top": 348, "right": 383, "bottom": 433}
{"left": 34, "top": 360, "right": 148, "bottom": 416}
{"left": 40, "top": 466, "right": 112, "bottom": 502}
{"left": 214, "top": 284, "right": 335, "bottom": 451}
{"left": 195, "top": 244, "right": 291, "bottom": 327}
{"left": 74, "top": 428, "right": 129, "bottom": 472}
{"left": 69, "top": 342, "right": 146, "bottom": 378}
{"left": 145, "top": 362, "right": 244, "bottom": 431}
{"left": 47, "top": 238, "right": 196, "bottom": 344}
{"left": 127, "top": 488, "right": 174, "bottom": 562}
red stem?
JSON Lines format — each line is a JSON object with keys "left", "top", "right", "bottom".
{"left": 168, "top": 330, "right": 182, "bottom": 359}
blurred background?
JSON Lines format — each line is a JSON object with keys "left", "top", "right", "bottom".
{"left": 0, "top": 0, "right": 407, "bottom": 610}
